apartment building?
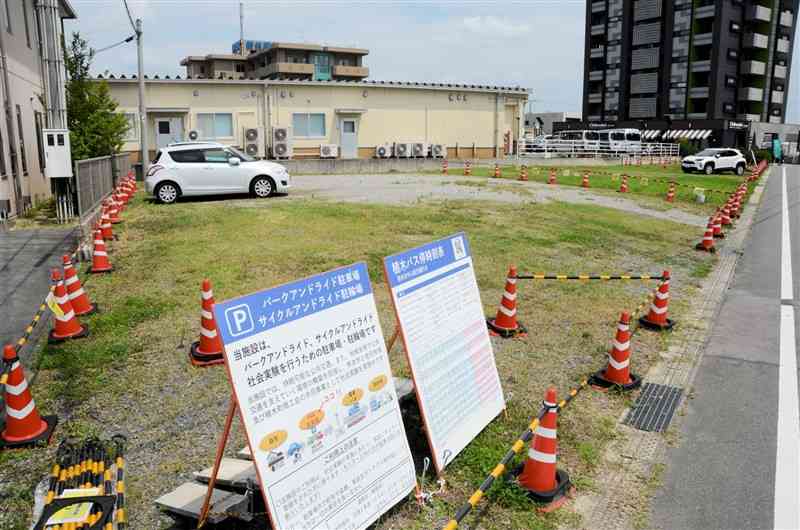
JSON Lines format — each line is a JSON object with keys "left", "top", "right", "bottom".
{"left": 579, "top": 0, "right": 798, "bottom": 146}
{"left": 180, "top": 40, "right": 369, "bottom": 81}
{"left": 0, "top": 0, "right": 76, "bottom": 219}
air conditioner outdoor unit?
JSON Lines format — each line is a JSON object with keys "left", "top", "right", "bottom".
{"left": 394, "top": 142, "right": 412, "bottom": 158}
{"left": 430, "top": 144, "right": 446, "bottom": 158}
{"left": 271, "top": 126, "right": 292, "bottom": 159}
{"left": 320, "top": 144, "right": 339, "bottom": 158}
{"left": 375, "top": 144, "right": 392, "bottom": 158}
{"left": 243, "top": 126, "right": 265, "bottom": 158}
{"left": 188, "top": 130, "right": 200, "bottom": 141}
{"left": 412, "top": 142, "right": 427, "bottom": 158}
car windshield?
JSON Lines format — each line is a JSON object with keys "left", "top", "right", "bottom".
{"left": 227, "top": 147, "right": 255, "bottom": 162}
{"left": 696, "top": 150, "right": 719, "bottom": 157}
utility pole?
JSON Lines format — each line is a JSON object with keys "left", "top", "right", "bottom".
{"left": 239, "top": 2, "right": 245, "bottom": 55}
{"left": 136, "top": 18, "right": 148, "bottom": 172}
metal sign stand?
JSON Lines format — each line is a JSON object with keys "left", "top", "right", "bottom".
{"left": 197, "top": 398, "right": 238, "bottom": 529}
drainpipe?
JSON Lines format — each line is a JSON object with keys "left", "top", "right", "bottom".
{"left": 0, "top": 1, "right": 20, "bottom": 211}
{"left": 494, "top": 92, "right": 500, "bottom": 159}
{"left": 263, "top": 81, "right": 271, "bottom": 155}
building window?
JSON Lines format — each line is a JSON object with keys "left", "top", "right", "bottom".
{"left": 34, "top": 111, "right": 43, "bottom": 172}
{"left": 723, "top": 102, "right": 735, "bottom": 114}
{"left": 22, "top": 1, "right": 31, "bottom": 47}
{"left": 196, "top": 113, "right": 233, "bottom": 139}
{"left": 727, "top": 49, "right": 738, "bottom": 60}
{"left": 292, "top": 113, "right": 325, "bottom": 137}
{"left": 16, "top": 105, "right": 26, "bottom": 175}
{"left": 122, "top": 113, "right": 138, "bottom": 141}
{"left": 5, "top": 0, "right": 11, "bottom": 33}
{"left": 725, "top": 75, "right": 737, "bottom": 87}
{"left": 730, "top": 21, "right": 741, "bottom": 33}
{"left": 235, "top": 63, "right": 244, "bottom": 73}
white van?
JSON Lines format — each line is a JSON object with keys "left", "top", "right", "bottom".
{"left": 601, "top": 128, "right": 642, "bottom": 154}
{"left": 556, "top": 130, "right": 601, "bottom": 152}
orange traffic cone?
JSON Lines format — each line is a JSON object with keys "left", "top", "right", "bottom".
{"left": 618, "top": 175, "right": 629, "bottom": 193}
{"left": 494, "top": 163, "right": 501, "bottom": 178}
{"left": 589, "top": 312, "right": 641, "bottom": 391}
{"left": 712, "top": 213, "right": 725, "bottom": 239}
{"left": 695, "top": 221, "right": 716, "bottom": 253}
{"left": 581, "top": 172, "right": 590, "bottom": 188}
{"left": 519, "top": 165, "right": 528, "bottom": 181}
{"left": 487, "top": 266, "right": 527, "bottom": 338}
{"left": 464, "top": 161, "right": 472, "bottom": 176}
{"left": 100, "top": 209, "right": 114, "bottom": 241}
{"left": 62, "top": 255, "right": 97, "bottom": 316}
{"left": 639, "top": 271, "right": 675, "bottom": 331}
{"left": 89, "top": 229, "right": 114, "bottom": 273}
{"left": 189, "top": 279, "right": 225, "bottom": 367}
{"left": 48, "top": 269, "right": 89, "bottom": 343}
{"left": 548, "top": 169, "right": 557, "bottom": 185}
{"left": 514, "top": 387, "right": 572, "bottom": 510}
{"left": 442, "top": 160, "right": 448, "bottom": 175}
{"left": 0, "top": 345, "right": 58, "bottom": 449}
{"left": 665, "top": 182, "right": 676, "bottom": 202}
{"left": 720, "top": 205, "right": 733, "bottom": 226}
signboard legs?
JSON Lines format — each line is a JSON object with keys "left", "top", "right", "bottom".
{"left": 198, "top": 398, "right": 238, "bottom": 529}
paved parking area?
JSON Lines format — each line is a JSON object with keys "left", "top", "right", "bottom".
{"left": 0, "top": 227, "right": 78, "bottom": 351}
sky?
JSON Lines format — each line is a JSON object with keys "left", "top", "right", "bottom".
{"left": 66, "top": 0, "right": 800, "bottom": 122}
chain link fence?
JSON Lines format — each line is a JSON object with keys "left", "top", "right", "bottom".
{"left": 74, "top": 153, "right": 132, "bottom": 222}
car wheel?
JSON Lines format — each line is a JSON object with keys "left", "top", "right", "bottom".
{"left": 155, "top": 182, "right": 179, "bottom": 204}
{"left": 252, "top": 176, "right": 275, "bottom": 198}
{"left": 704, "top": 163, "right": 714, "bottom": 175}
{"left": 735, "top": 163, "right": 745, "bottom": 176}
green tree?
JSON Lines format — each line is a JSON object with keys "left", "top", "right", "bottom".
{"left": 65, "top": 32, "right": 129, "bottom": 160}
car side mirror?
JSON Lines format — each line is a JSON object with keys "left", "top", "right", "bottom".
{"left": 228, "top": 157, "right": 241, "bottom": 166}
{"left": 714, "top": 154, "right": 721, "bottom": 158}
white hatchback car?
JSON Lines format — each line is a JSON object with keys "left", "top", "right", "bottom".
{"left": 681, "top": 148, "right": 747, "bottom": 176}
{"left": 145, "top": 142, "right": 290, "bottom": 203}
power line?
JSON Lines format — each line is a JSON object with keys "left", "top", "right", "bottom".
{"left": 121, "top": 0, "right": 136, "bottom": 32}
{"left": 95, "top": 35, "right": 135, "bottom": 54}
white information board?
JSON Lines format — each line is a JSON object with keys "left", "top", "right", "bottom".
{"left": 213, "top": 262, "right": 416, "bottom": 530}
{"left": 383, "top": 233, "right": 505, "bottom": 473}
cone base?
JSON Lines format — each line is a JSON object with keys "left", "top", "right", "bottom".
{"left": 73, "top": 302, "right": 98, "bottom": 317}
{"left": 0, "top": 415, "right": 58, "bottom": 450}
{"left": 189, "top": 341, "right": 225, "bottom": 367}
{"left": 712, "top": 233, "right": 726, "bottom": 239}
{"left": 695, "top": 243, "right": 716, "bottom": 253}
{"left": 513, "top": 466, "right": 572, "bottom": 505}
{"left": 48, "top": 323, "right": 89, "bottom": 344}
{"left": 589, "top": 370, "right": 642, "bottom": 392}
{"left": 90, "top": 265, "right": 114, "bottom": 274}
{"left": 638, "top": 316, "right": 675, "bottom": 332}
{"left": 486, "top": 318, "right": 528, "bottom": 338}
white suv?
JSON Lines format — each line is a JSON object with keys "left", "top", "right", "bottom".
{"left": 681, "top": 148, "right": 747, "bottom": 176}
{"left": 145, "top": 142, "right": 291, "bottom": 204}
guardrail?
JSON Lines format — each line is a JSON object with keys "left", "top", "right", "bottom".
{"left": 519, "top": 140, "right": 679, "bottom": 160}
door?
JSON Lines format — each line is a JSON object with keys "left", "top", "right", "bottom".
{"left": 201, "top": 147, "right": 243, "bottom": 193}
{"left": 340, "top": 118, "right": 358, "bottom": 159}
{"left": 155, "top": 118, "right": 184, "bottom": 149}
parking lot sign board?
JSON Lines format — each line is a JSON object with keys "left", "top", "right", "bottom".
{"left": 384, "top": 233, "right": 506, "bottom": 473}
{"left": 213, "top": 262, "right": 416, "bottom": 530}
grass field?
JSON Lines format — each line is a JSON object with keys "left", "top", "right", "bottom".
{"left": 434, "top": 163, "right": 745, "bottom": 211}
{"left": 0, "top": 192, "right": 714, "bottom": 529}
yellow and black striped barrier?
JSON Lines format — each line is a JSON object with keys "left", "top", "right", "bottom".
{"left": 442, "top": 379, "right": 589, "bottom": 530}
{"left": 513, "top": 273, "right": 665, "bottom": 281}
{"left": 14, "top": 286, "right": 53, "bottom": 352}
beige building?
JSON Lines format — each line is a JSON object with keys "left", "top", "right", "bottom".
{"left": 181, "top": 41, "right": 369, "bottom": 81}
{"left": 0, "top": 0, "right": 75, "bottom": 219}
{"left": 102, "top": 76, "right": 528, "bottom": 161}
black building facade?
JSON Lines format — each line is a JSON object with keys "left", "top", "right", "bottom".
{"left": 578, "top": 0, "right": 798, "bottom": 146}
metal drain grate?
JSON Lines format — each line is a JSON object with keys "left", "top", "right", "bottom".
{"left": 623, "top": 382, "right": 683, "bottom": 432}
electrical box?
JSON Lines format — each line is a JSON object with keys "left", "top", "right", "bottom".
{"left": 42, "top": 129, "right": 73, "bottom": 178}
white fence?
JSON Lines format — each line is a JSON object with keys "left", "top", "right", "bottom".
{"left": 519, "top": 139, "right": 680, "bottom": 160}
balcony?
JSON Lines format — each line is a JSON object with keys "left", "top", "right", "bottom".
{"left": 687, "top": 112, "right": 708, "bottom": 119}
{"left": 331, "top": 65, "right": 369, "bottom": 78}
{"left": 740, "top": 60, "right": 766, "bottom": 76}
{"left": 591, "top": 23, "right": 606, "bottom": 36}
{"left": 588, "top": 92, "right": 603, "bottom": 103}
{"left": 780, "top": 11, "right": 794, "bottom": 27}
{"left": 738, "top": 113, "right": 761, "bottom": 122}
{"left": 590, "top": 45, "right": 606, "bottom": 58}
{"left": 691, "top": 60, "right": 711, "bottom": 72}
{"left": 261, "top": 62, "right": 314, "bottom": 77}
{"left": 589, "top": 70, "right": 604, "bottom": 81}
{"left": 745, "top": 4, "right": 772, "bottom": 23}
{"left": 689, "top": 87, "right": 710, "bottom": 98}
{"left": 776, "top": 38, "right": 790, "bottom": 54}
{"left": 774, "top": 65, "right": 787, "bottom": 78}
{"left": 591, "top": 1, "right": 605, "bottom": 13}
{"left": 743, "top": 32, "right": 769, "bottom": 49}
{"left": 739, "top": 87, "right": 764, "bottom": 101}
{"left": 693, "top": 32, "right": 713, "bottom": 46}
{"left": 694, "top": 4, "right": 716, "bottom": 19}
{"left": 772, "top": 91, "right": 784, "bottom": 104}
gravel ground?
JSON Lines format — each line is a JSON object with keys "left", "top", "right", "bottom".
{"left": 289, "top": 173, "right": 708, "bottom": 227}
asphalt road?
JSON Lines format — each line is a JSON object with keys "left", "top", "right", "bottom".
{"left": 653, "top": 164, "right": 800, "bottom": 530}
{"left": 0, "top": 227, "right": 78, "bottom": 351}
